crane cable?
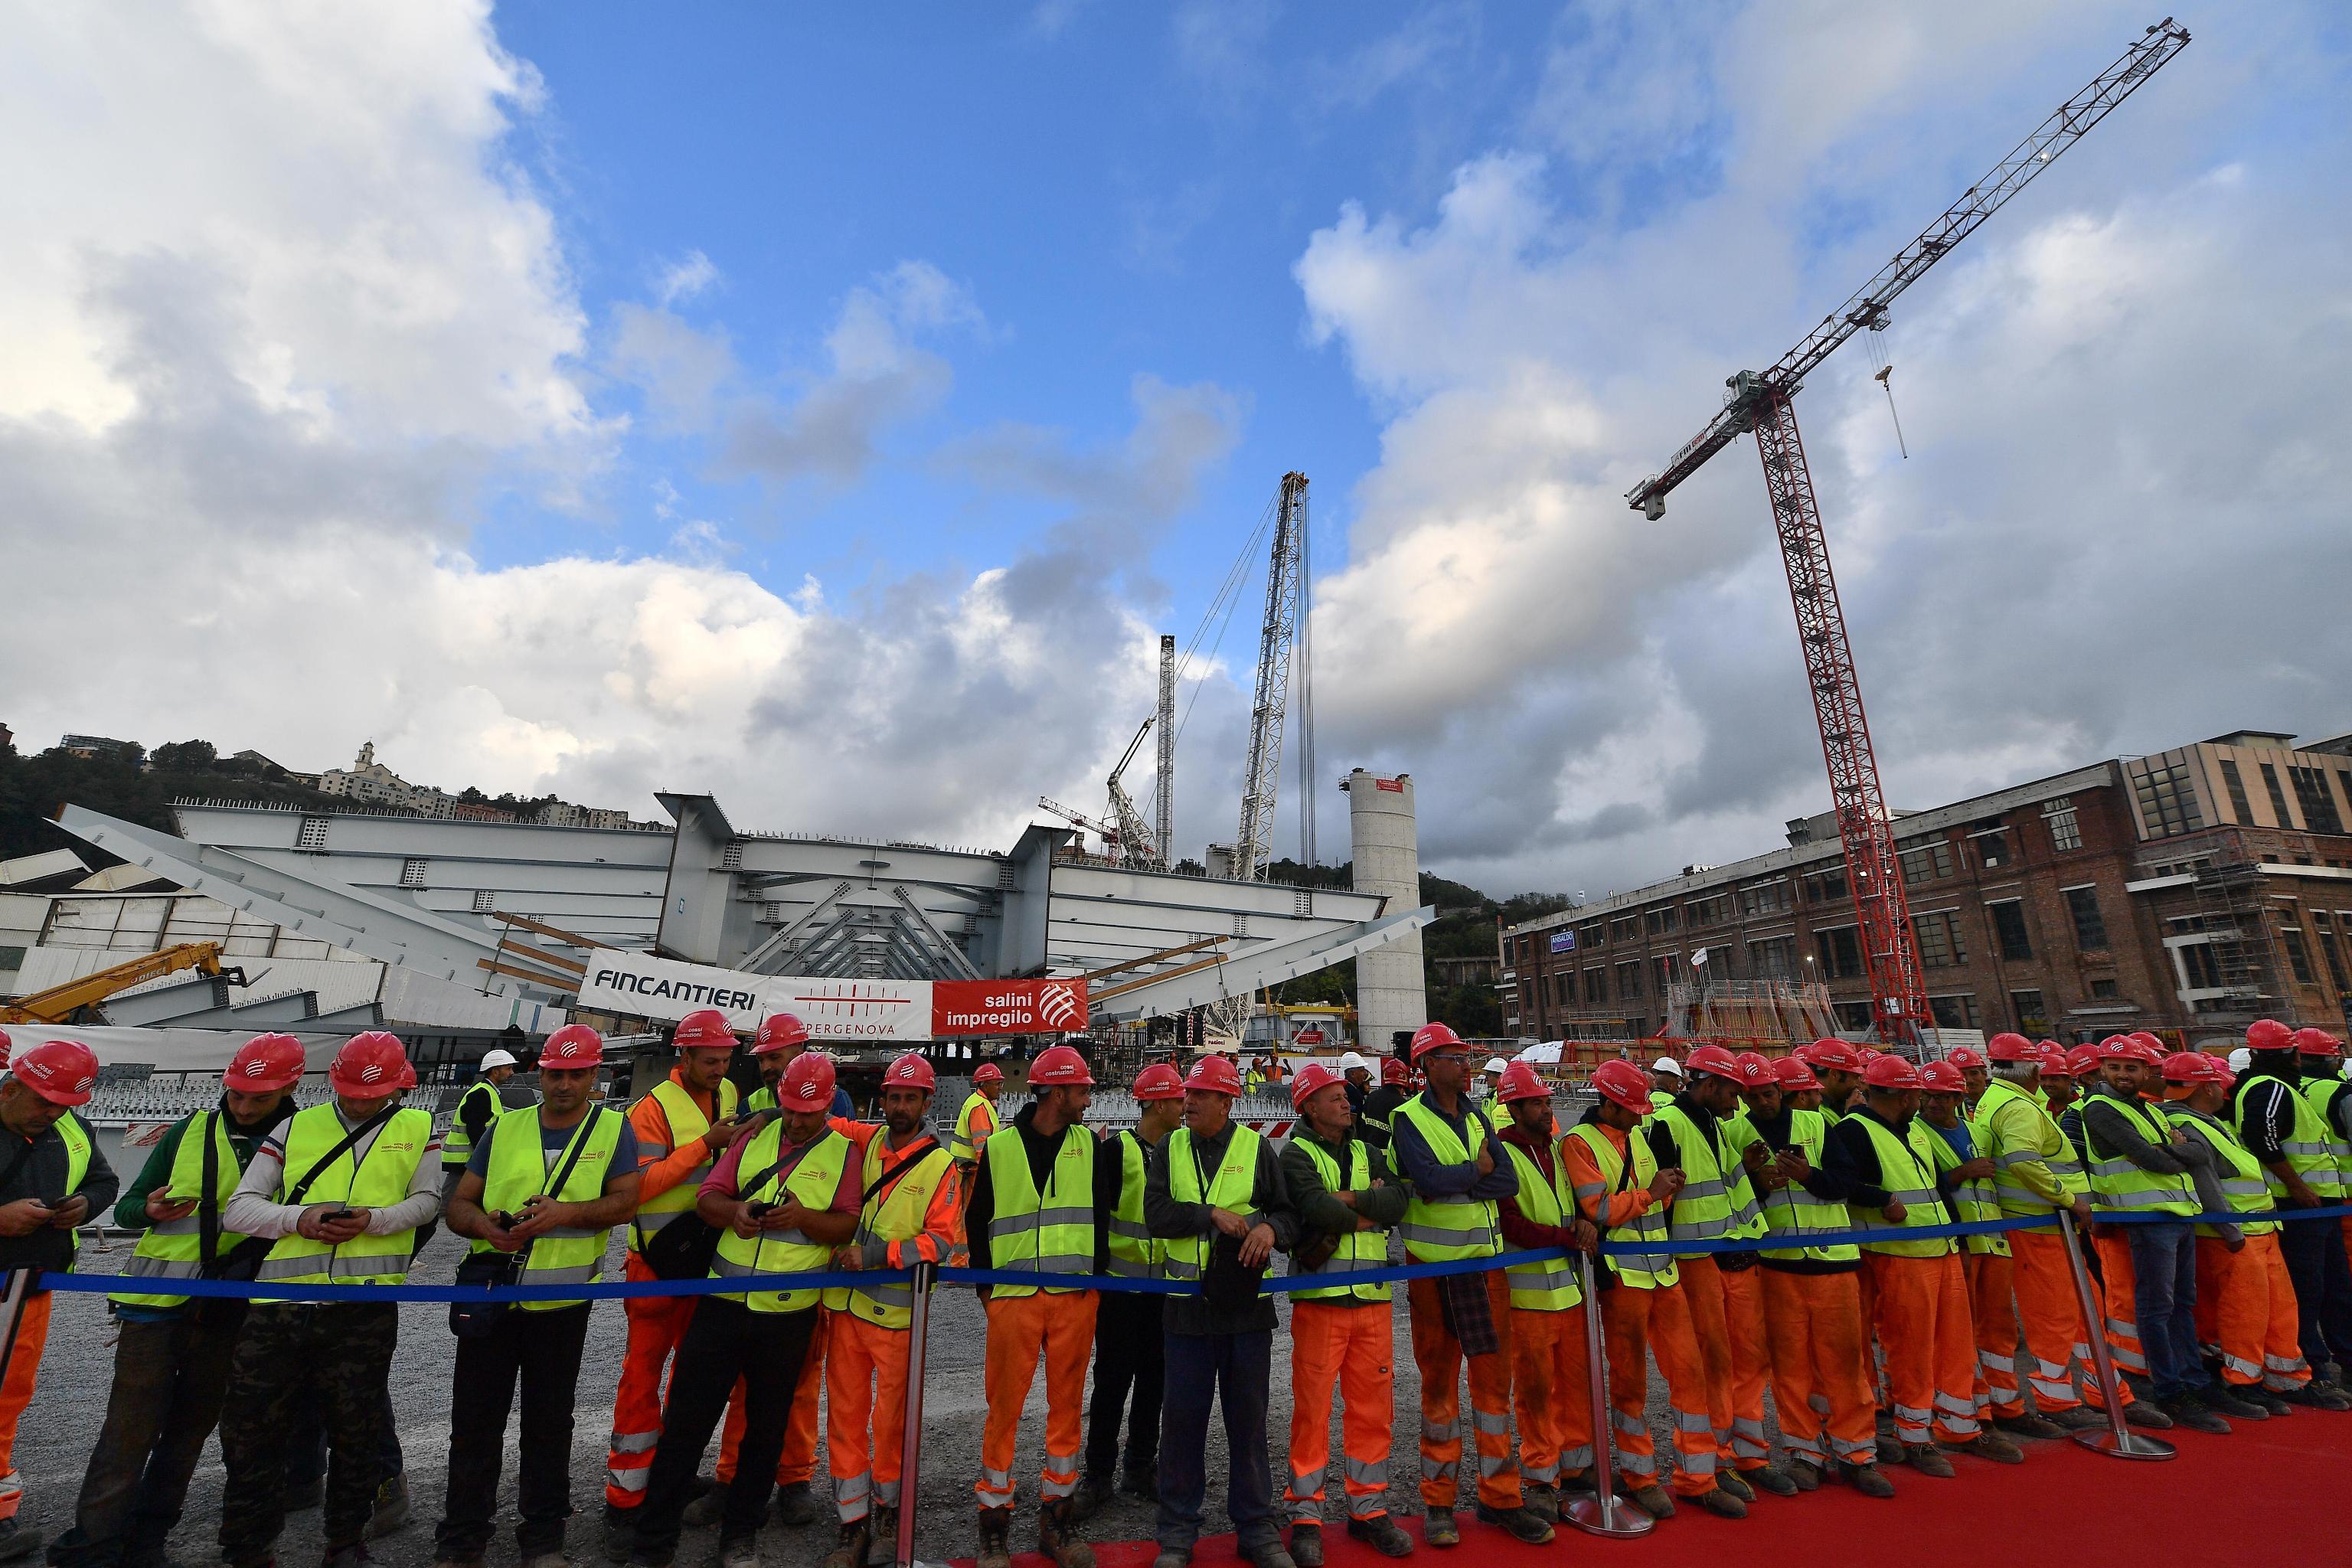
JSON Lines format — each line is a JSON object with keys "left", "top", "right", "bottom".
{"left": 1135, "top": 488, "right": 1280, "bottom": 827}
{"left": 1864, "top": 325, "right": 1909, "bottom": 459}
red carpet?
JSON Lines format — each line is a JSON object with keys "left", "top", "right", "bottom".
{"left": 959, "top": 1413, "right": 2352, "bottom": 1568}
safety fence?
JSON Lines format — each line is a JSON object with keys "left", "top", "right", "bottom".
{"left": 13, "top": 1202, "right": 2352, "bottom": 1557}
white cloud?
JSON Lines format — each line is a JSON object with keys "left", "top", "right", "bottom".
{"left": 655, "top": 249, "right": 720, "bottom": 307}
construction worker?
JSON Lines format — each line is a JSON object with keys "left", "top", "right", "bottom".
{"left": 1648, "top": 1055, "right": 1684, "bottom": 1111}
{"left": 1077, "top": 1063, "right": 1184, "bottom": 1515}
{"left": 963, "top": 1044, "right": 1120, "bottom": 1568}
{"left": 53, "top": 1034, "right": 301, "bottom": 1568}
{"left": 1337, "top": 1051, "right": 1374, "bottom": 1117}
{"left": 603, "top": 1008, "right": 745, "bottom": 1553}
{"left": 2295, "top": 1029, "right": 2352, "bottom": 1296}
{"left": 1946, "top": 1045, "right": 1990, "bottom": 1109}
{"left": 1913, "top": 1063, "right": 2028, "bottom": 1460}
{"left": 1490, "top": 1062, "right": 1597, "bottom": 1528}
{"left": 1145, "top": 1053, "right": 1298, "bottom": 1568}
{"left": 1357, "top": 1056, "right": 1411, "bottom": 1172}
{"left": 949, "top": 1060, "right": 1008, "bottom": 1165}
{"left": 1825, "top": 1055, "right": 1979, "bottom": 1476}
{"left": 1645, "top": 1043, "right": 1779, "bottom": 1509}
{"left": 216, "top": 1031, "right": 440, "bottom": 1568}
{"left": 435, "top": 1024, "right": 640, "bottom": 1568}
{"left": 2081, "top": 1034, "right": 2252, "bottom": 1431}
{"left": 1390, "top": 1023, "right": 1549, "bottom": 1547}
{"left": 628, "top": 1053, "right": 858, "bottom": 1568}
{"left": 1743, "top": 1055, "right": 1892, "bottom": 1496}
{"left": 0, "top": 1038, "right": 113, "bottom": 1562}
{"left": 1564, "top": 1060, "right": 1706, "bottom": 1520}
{"left": 1800, "top": 1040, "right": 1865, "bottom": 1121}
{"left": 2233, "top": 1018, "right": 2352, "bottom": 1403}
{"left": 2162, "top": 1051, "right": 2308, "bottom": 1413}
{"left": 1968, "top": 1034, "right": 2149, "bottom": 1434}
{"left": 820, "top": 1052, "right": 959, "bottom": 1568}
{"left": 744, "top": 1013, "right": 855, "bottom": 1119}
{"left": 1277, "top": 1062, "right": 1410, "bottom": 1561}
{"left": 440, "top": 1047, "right": 522, "bottom": 1189}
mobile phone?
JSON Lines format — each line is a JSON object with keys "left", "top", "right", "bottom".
{"left": 746, "top": 1200, "right": 776, "bottom": 1220}
{"left": 493, "top": 1210, "right": 519, "bottom": 1229}
{"left": 326, "top": 1207, "right": 357, "bottom": 1221}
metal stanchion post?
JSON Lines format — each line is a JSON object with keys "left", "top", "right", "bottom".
{"left": 0, "top": 1269, "right": 30, "bottom": 1390}
{"left": 1563, "top": 1253, "right": 1652, "bottom": 1539}
{"left": 2056, "top": 1212, "right": 2172, "bottom": 1461}
{"left": 896, "top": 1259, "right": 942, "bottom": 1568}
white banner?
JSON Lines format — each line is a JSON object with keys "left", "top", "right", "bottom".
{"left": 576, "top": 949, "right": 933, "bottom": 1041}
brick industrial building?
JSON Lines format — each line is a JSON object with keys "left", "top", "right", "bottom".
{"left": 1498, "top": 729, "right": 2352, "bottom": 1049}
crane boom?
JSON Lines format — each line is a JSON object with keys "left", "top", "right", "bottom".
{"left": 1627, "top": 18, "right": 2191, "bottom": 518}
{"left": 1106, "top": 717, "right": 1159, "bottom": 870}
{"left": 1233, "top": 471, "right": 1308, "bottom": 882}
{"left": 1155, "top": 633, "right": 1176, "bottom": 868}
{"left": 0, "top": 941, "right": 247, "bottom": 1024}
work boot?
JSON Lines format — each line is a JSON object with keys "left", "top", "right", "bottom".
{"left": 1993, "top": 1413, "right": 2067, "bottom": 1440}
{"left": 681, "top": 1492, "right": 727, "bottom": 1529}
{"left": 1941, "top": 1432, "right": 2024, "bottom": 1465}
{"left": 365, "top": 1474, "right": 412, "bottom": 1539}
{"left": 864, "top": 1509, "right": 896, "bottom": 1568}
{"left": 2047, "top": 1406, "right": 2106, "bottom": 1431}
{"left": 1240, "top": 1544, "right": 1295, "bottom": 1568}
{"left": 1715, "top": 1471, "right": 1753, "bottom": 1503}
{"left": 1070, "top": 1473, "right": 1116, "bottom": 1524}
{"left": 975, "top": 1508, "right": 1014, "bottom": 1568}
{"left": 1470, "top": 1504, "right": 1551, "bottom": 1545}
{"left": 1036, "top": 1500, "right": 1095, "bottom": 1568}
{"left": 1873, "top": 1435, "right": 1903, "bottom": 1465}
{"left": 1903, "top": 1444, "right": 1955, "bottom": 1478}
{"left": 1288, "top": 1523, "right": 1324, "bottom": 1568}
{"left": 1621, "top": 1485, "right": 1674, "bottom": 1521}
{"left": 0, "top": 1521, "right": 42, "bottom": 1565}
{"left": 717, "top": 1537, "right": 759, "bottom": 1568}
{"left": 1520, "top": 1481, "right": 1558, "bottom": 1525}
{"left": 2249, "top": 1388, "right": 2294, "bottom": 1416}
{"left": 1344, "top": 1517, "right": 1413, "bottom": 1558}
{"left": 601, "top": 1507, "right": 635, "bottom": 1564}
{"left": 2158, "top": 1393, "right": 2230, "bottom": 1435}
{"left": 1691, "top": 1488, "right": 1745, "bottom": 1521}
{"left": 1420, "top": 1508, "right": 1458, "bottom": 1548}
{"left": 771, "top": 1484, "right": 821, "bottom": 1528}
{"left": 2279, "top": 1381, "right": 2352, "bottom": 1410}
{"left": 822, "top": 1521, "right": 870, "bottom": 1568}
{"left": 1786, "top": 1459, "right": 1823, "bottom": 1493}
{"left": 2122, "top": 1402, "right": 2174, "bottom": 1429}
{"left": 2202, "top": 1387, "right": 2267, "bottom": 1421}
{"left": 1743, "top": 1465, "right": 1798, "bottom": 1497}
{"left": 1839, "top": 1463, "right": 1896, "bottom": 1500}
{"left": 1120, "top": 1461, "right": 1159, "bottom": 1502}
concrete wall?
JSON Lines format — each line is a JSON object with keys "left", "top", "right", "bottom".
{"left": 1345, "top": 769, "right": 1426, "bottom": 1052}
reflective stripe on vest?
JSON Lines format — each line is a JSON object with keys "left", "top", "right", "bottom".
{"left": 2301, "top": 1080, "right": 2350, "bottom": 1194}
{"left": 1913, "top": 1117, "right": 2006, "bottom": 1257}
{"left": 2231, "top": 1075, "right": 2340, "bottom": 1199}
{"left": 1971, "top": 1079, "right": 2083, "bottom": 1214}
{"left": 949, "top": 1092, "right": 997, "bottom": 1164}
{"left": 630, "top": 1076, "right": 740, "bottom": 1251}
{"left": 472, "top": 1104, "right": 625, "bottom": 1309}
{"left": 711, "top": 1122, "right": 852, "bottom": 1313}
{"left": 1289, "top": 1136, "right": 1390, "bottom": 1303}
{"left": 1498, "top": 1142, "right": 1583, "bottom": 1311}
{"left": 1851, "top": 1116, "right": 1955, "bottom": 1258}
{"left": 1651, "top": 1104, "right": 1739, "bottom": 1253}
{"left": 824, "top": 1133, "right": 955, "bottom": 1328}
{"left": 1565, "top": 1122, "right": 1674, "bottom": 1288}
{"left": 982, "top": 1121, "right": 1098, "bottom": 1298}
{"left": 1105, "top": 1129, "right": 1163, "bottom": 1279}
{"left": 2082, "top": 1089, "right": 2197, "bottom": 1215}
{"left": 442, "top": 1081, "right": 501, "bottom": 1173}
{"left": 113, "top": 1109, "right": 249, "bottom": 1310}
{"left": 256, "top": 1104, "right": 433, "bottom": 1285}
{"left": 1164, "top": 1124, "right": 1260, "bottom": 1281}
{"left": 1393, "top": 1094, "right": 1501, "bottom": 1262}
{"left": 2164, "top": 1107, "right": 2278, "bottom": 1238}
{"left": 1756, "top": 1108, "right": 1857, "bottom": 1265}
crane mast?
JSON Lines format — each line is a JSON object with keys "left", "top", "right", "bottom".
{"left": 1623, "top": 18, "right": 2190, "bottom": 1046}
{"left": 1106, "top": 717, "right": 1159, "bottom": 870}
{"left": 1233, "top": 471, "right": 1308, "bottom": 882}
{"left": 1155, "top": 633, "right": 1176, "bottom": 867}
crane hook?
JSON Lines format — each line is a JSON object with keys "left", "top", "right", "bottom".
{"left": 1873, "top": 364, "right": 1909, "bottom": 459}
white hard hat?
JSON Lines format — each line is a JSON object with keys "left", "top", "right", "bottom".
{"left": 1652, "top": 1055, "right": 1684, "bottom": 1076}
{"left": 1482, "top": 1057, "right": 1509, "bottom": 1073}
{"left": 1337, "top": 1050, "right": 1370, "bottom": 1073}
{"left": 2226, "top": 1047, "right": 2252, "bottom": 1074}
{"left": 480, "top": 1048, "right": 520, "bottom": 1071}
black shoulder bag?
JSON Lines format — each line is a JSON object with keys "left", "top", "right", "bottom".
{"left": 450, "top": 1107, "right": 606, "bottom": 1337}
{"left": 203, "top": 1106, "right": 398, "bottom": 1292}
{"left": 642, "top": 1138, "right": 809, "bottom": 1282}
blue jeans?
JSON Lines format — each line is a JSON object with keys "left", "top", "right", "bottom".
{"left": 1157, "top": 1328, "right": 1276, "bottom": 1552}
{"left": 2125, "top": 1221, "right": 2203, "bottom": 1400}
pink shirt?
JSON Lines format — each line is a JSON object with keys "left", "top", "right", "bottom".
{"left": 702, "top": 1125, "right": 862, "bottom": 1214}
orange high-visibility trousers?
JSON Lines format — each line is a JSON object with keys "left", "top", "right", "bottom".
{"left": 1284, "top": 1301, "right": 1395, "bottom": 1522}
{"left": 1406, "top": 1272, "right": 1521, "bottom": 1512}
{"left": 2009, "top": 1230, "right": 2133, "bottom": 1413}
{"left": 825, "top": 1313, "right": 913, "bottom": 1524}
{"left": 606, "top": 1253, "right": 698, "bottom": 1510}
{"left": 717, "top": 1306, "right": 828, "bottom": 1488}
{"left": 2195, "top": 1232, "right": 2310, "bottom": 1392}
{"left": 976, "top": 1291, "right": 1098, "bottom": 1511}
{"left": 1759, "top": 1267, "right": 1878, "bottom": 1472}
{"left": 1678, "top": 1256, "right": 1772, "bottom": 1472}
{"left": 1598, "top": 1280, "right": 1716, "bottom": 1498}
{"left": 0, "top": 1289, "right": 53, "bottom": 1521}
{"left": 1505, "top": 1303, "right": 1594, "bottom": 1489}
{"left": 1964, "top": 1251, "right": 2024, "bottom": 1420}
{"left": 2091, "top": 1230, "right": 2145, "bottom": 1377}
{"left": 1866, "top": 1252, "right": 1979, "bottom": 1446}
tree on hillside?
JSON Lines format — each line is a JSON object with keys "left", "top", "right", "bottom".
{"left": 150, "top": 739, "right": 218, "bottom": 771}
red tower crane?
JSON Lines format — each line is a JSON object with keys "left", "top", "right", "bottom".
{"left": 1627, "top": 18, "right": 2192, "bottom": 1046}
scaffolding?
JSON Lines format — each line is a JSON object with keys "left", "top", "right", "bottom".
{"left": 1664, "top": 978, "right": 1844, "bottom": 1046}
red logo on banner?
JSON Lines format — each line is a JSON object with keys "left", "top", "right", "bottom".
{"left": 1374, "top": 777, "right": 1404, "bottom": 792}
{"left": 933, "top": 978, "right": 1090, "bottom": 1037}
{"left": 1295, "top": 1027, "right": 1325, "bottom": 1045}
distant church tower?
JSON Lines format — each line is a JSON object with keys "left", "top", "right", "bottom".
{"left": 357, "top": 740, "right": 375, "bottom": 769}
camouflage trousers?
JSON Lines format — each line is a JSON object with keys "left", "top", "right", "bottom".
{"left": 216, "top": 1302, "right": 400, "bottom": 1564}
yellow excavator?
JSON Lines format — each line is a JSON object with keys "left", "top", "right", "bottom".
{"left": 0, "top": 941, "right": 248, "bottom": 1025}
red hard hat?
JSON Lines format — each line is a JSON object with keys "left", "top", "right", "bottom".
{"left": 2293, "top": 1028, "right": 2344, "bottom": 1059}
{"left": 673, "top": 1009, "right": 737, "bottom": 1052}
{"left": 328, "top": 1031, "right": 410, "bottom": 1096}
{"left": 1858, "top": 1047, "right": 1886, "bottom": 1067}
{"left": 540, "top": 1024, "right": 606, "bottom": 1070}
{"left": 1864, "top": 1055, "right": 1922, "bottom": 1091}
{"left": 1919, "top": 1061, "right": 1966, "bottom": 1093}
{"left": 397, "top": 1057, "right": 420, "bottom": 1090}
{"left": 1133, "top": 1063, "right": 1184, "bottom": 1102}
{"left": 779, "top": 1051, "right": 838, "bottom": 1110}
{"left": 2159, "top": 1052, "right": 2215, "bottom": 1085}
{"left": 753, "top": 1013, "right": 812, "bottom": 1055}
{"left": 1984, "top": 1033, "right": 2033, "bottom": 1062}
{"left": 2100, "top": 1034, "right": 2161, "bottom": 1066}
{"left": 972, "top": 1061, "right": 1004, "bottom": 1086}
{"left": 0, "top": 1024, "right": 12, "bottom": 1070}
{"left": 1184, "top": 1054, "right": 1241, "bottom": 1095}
{"left": 1802, "top": 1039, "right": 1864, "bottom": 1073}
{"left": 1775, "top": 1056, "right": 1821, "bottom": 1091}
{"left": 882, "top": 1052, "right": 936, "bottom": 1091}
{"left": 1410, "top": 1022, "right": 1465, "bottom": 1062}
{"left": 2037, "top": 1045, "right": 2075, "bottom": 1079}
{"left": 1684, "top": 1043, "right": 1743, "bottom": 1083}
{"left": 1734, "top": 1051, "right": 1773, "bottom": 1086}
{"left": 2065, "top": 1043, "right": 2102, "bottom": 1076}
{"left": 1591, "top": 1059, "right": 1652, "bottom": 1114}
{"left": 1290, "top": 1061, "right": 1344, "bottom": 1109}
{"left": 11, "top": 1037, "right": 98, "bottom": 1106}
{"left": 1381, "top": 1057, "right": 1410, "bottom": 1086}
{"left": 224, "top": 1032, "right": 305, "bottom": 1093}
{"left": 1030, "top": 1044, "right": 1096, "bottom": 1087}
{"left": 1945, "top": 1046, "right": 1985, "bottom": 1070}
{"left": 1496, "top": 1061, "right": 1550, "bottom": 1104}
{"left": 2246, "top": 1018, "right": 2294, "bottom": 1053}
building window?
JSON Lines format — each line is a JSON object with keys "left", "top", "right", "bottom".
{"left": 2278, "top": 916, "right": 2317, "bottom": 985}
{"left": 1610, "top": 916, "right": 1639, "bottom": 945}
{"left": 1687, "top": 895, "right": 1730, "bottom": 927}
{"left": 1580, "top": 922, "right": 1604, "bottom": 951}
{"left": 1740, "top": 879, "right": 1792, "bottom": 916}
{"left": 2063, "top": 887, "right": 2109, "bottom": 952}
{"left": 2289, "top": 766, "right": 2344, "bottom": 835}
{"left": 2043, "top": 802, "right": 2082, "bottom": 853}
{"left": 1803, "top": 867, "right": 1849, "bottom": 905}
{"left": 1814, "top": 926, "right": 1864, "bottom": 980}
{"left": 2089, "top": 978, "right": 2119, "bottom": 1000}
{"left": 1990, "top": 901, "right": 2033, "bottom": 961}
{"left": 2261, "top": 763, "right": 2295, "bottom": 829}
{"left": 1834, "top": 1001, "right": 1875, "bottom": 1031}
{"left": 472, "top": 890, "right": 497, "bottom": 913}
{"left": 2180, "top": 943, "right": 2220, "bottom": 990}
{"left": 1617, "top": 960, "right": 1644, "bottom": 999}
{"left": 1900, "top": 841, "right": 1955, "bottom": 884}
{"left": 295, "top": 815, "right": 330, "bottom": 852}
{"left": 399, "top": 857, "right": 429, "bottom": 888}
{"left": 1747, "top": 935, "right": 1796, "bottom": 980}
{"left": 1929, "top": 994, "right": 1981, "bottom": 1030}
{"left": 2132, "top": 758, "right": 2204, "bottom": 837}
{"left": 1553, "top": 973, "right": 1572, "bottom": 1006}
{"left": 1915, "top": 911, "right": 1966, "bottom": 969}
{"left": 1654, "top": 954, "right": 1681, "bottom": 992}
{"left": 1968, "top": 826, "right": 2010, "bottom": 870}
{"left": 2310, "top": 913, "right": 2348, "bottom": 993}
{"left": 1645, "top": 906, "right": 1679, "bottom": 936}
{"left": 1585, "top": 968, "right": 1607, "bottom": 1004}
{"left": 2220, "top": 760, "right": 2255, "bottom": 823}
{"left": 2011, "top": 989, "right": 2050, "bottom": 1034}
